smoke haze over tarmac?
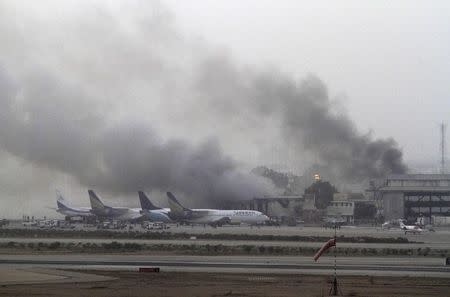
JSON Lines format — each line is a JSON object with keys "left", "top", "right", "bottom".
{"left": 0, "top": 1, "right": 408, "bottom": 213}
{"left": 0, "top": 66, "right": 274, "bottom": 206}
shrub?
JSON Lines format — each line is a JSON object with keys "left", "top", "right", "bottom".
{"left": 48, "top": 242, "right": 61, "bottom": 250}
{"left": 102, "top": 241, "right": 122, "bottom": 250}
{"left": 123, "top": 243, "right": 141, "bottom": 250}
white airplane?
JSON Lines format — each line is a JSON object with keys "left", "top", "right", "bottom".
{"left": 55, "top": 190, "right": 94, "bottom": 217}
{"left": 167, "top": 192, "right": 269, "bottom": 227}
{"left": 399, "top": 219, "right": 424, "bottom": 234}
{"left": 381, "top": 220, "right": 399, "bottom": 230}
{"left": 88, "top": 190, "right": 143, "bottom": 221}
{"left": 138, "top": 191, "right": 172, "bottom": 223}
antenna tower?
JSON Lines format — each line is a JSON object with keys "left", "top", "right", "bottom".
{"left": 441, "top": 122, "right": 446, "bottom": 174}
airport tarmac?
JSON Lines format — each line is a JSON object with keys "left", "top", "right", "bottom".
{"left": 3, "top": 270, "right": 449, "bottom": 297}
{"left": 6, "top": 222, "right": 450, "bottom": 243}
{"left": 2, "top": 224, "right": 450, "bottom": 252}
{"left": 1, "top": 226, "right": 449, "bottom": 295}
{"left": 1, "top": 254, "right": 449, "bottom": 278}
{"left": 0, "top": 267, "right": 115, "bottom": 285}
{"left": 166, "top": 225, "right": 450, "bottom": 244}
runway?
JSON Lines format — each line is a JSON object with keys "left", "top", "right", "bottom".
{"left": 1, "top": 254, "right": 449, "bottom": 278}
{"left": 2, "top": 225, "right": 449, "bottom": 279}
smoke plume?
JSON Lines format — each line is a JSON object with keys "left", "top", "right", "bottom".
{"left": 195, "top": 57, "right": 407, "bottom": 180}
{"left": 0, "top": 66, "right": 273, "bottom": 205}
{"left": 0, "top": 1, "right": 406, "bottom": 208}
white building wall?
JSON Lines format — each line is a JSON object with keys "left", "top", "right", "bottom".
{"left": 382, "top": 192, "right": 404, "bottom": 221}
{"left": 326, "top": 201, "right": 354, "bottom": 223}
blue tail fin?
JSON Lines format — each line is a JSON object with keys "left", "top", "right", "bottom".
{"left": 138, "top": 191, "right": 161, "bottom": 210}
{"left": 56, "top": 199, "right": 71, "bottom": 210}
{"left": 88, "top": 190, "right": 106, "bottom": 210}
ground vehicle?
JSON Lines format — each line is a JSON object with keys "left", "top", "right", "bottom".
{"left": 145, "top": 222, "right": 169, "bottom": 230}
{"left": 22, "top": 221, "right": 38, "bottom": 227}
{"left": 0, "top": 219, "right": 9, "bottom": 227}
{"left": 97, "top": 220, "right": 127, "bottom": 230}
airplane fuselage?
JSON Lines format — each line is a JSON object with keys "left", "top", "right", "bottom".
{"left": 181, "top": 209, "right": 268, "bottom": 225}
{"left": 141, "top": 208, "right": 172, "bottom": 223}
{"left": 399, "top": 219, "right": 423, "bottom": 234}
{"left": 56, "top": 205, "right": 93, "bottom": 217}
{"left": 91, "top": 207, "right": 143, "bottom": 221}
{"left": 401, "top": 225, "right": 423, "bottom": 234}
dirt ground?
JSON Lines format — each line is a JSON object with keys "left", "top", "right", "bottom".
{"left": 0, "top": 271, "right": 449, "bottom": 297}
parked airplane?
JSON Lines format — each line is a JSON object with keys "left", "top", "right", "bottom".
{"left": 55, "top": 190, "right": 94, "bottom": 217}
{"left": 381, "top": 219, "right": 399, "bottom": 230}
{"left": 167, "top": 192, "right": 269, "bottom": 226}
{"left": 399, "top": 219, "right": 423, "bottom": 234}
{"left": 138, "top": 191, "right": 172, "bottom": 223}
{"left": 88, "top": 190, "right": 143, "bottom": 221}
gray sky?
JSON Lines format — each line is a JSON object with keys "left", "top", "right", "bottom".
{"left": 165, "top": 0, "right": 450, "bottom": 167}
{"left": 0, "top": 0, "right": 449, "bottom": 218}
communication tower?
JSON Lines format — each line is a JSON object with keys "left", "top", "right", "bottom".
{"left": 441, "top": 122, "right": 446, "bottom": 174}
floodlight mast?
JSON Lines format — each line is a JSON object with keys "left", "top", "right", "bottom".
{"left": 441, "top": 122, "right": 446, "bottom": 174}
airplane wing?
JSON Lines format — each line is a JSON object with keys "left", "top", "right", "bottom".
{"left": 127, "top": 212, "right": 144, "bottom": 220}
{"left": 114, "top": 208, "right": 145, "bottom": 221}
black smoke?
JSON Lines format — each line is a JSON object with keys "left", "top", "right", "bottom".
{"left": 195, "top": 57, "right": 407, "bottom": 180}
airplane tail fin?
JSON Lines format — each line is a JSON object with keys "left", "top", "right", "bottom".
{"left": 56, "top": 190, "right": 70, "bottom": 210}
{"left": 88, "top": 190, "right": 106, "bottom": 210}
{"left": 56, "top": 189, "right": 65, "bottom": 202}
{"left": 138, "top": 191, "right": 161, "bottom": 210}
{"left": 167, "top": 192, "right": 190, "bottom": 214}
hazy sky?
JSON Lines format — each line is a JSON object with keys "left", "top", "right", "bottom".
{"left": 164, "top": 0, "right": 450, "bottom": 168}
{"left": 0, "top": 0, "right": 449, "bottom": 218}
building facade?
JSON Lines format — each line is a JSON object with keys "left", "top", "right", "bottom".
{"left": 326, "top": 195, "right": 355, "bottom": 224}
{"left": 373, "top": 174, "right": 450, "bottom": 222}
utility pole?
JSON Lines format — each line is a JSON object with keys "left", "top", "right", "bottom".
{"left": 329, "top": 223, "right": 342, "bottom": 296}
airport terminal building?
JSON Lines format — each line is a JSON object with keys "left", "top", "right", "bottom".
{"left": 229, "top": 174, "right": 450, "bottom": 225}
{"left": 373, "top": 174, "right": 450, "bottom": 223}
